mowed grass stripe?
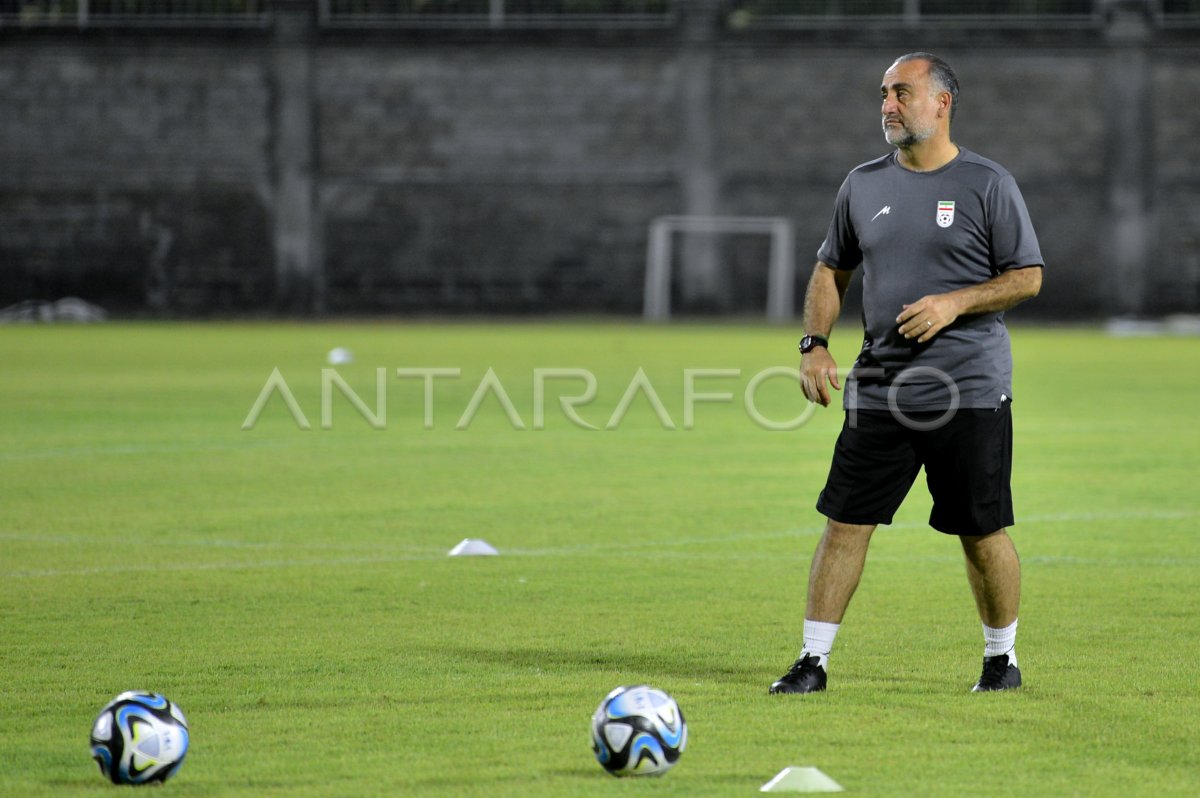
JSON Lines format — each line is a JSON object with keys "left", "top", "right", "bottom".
{"left": 4, "top": 507, "right": 1199, "bottom": 579}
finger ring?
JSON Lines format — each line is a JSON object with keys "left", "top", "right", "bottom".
{"left": 926, "top": 320, "right": 933, "bottom": 328}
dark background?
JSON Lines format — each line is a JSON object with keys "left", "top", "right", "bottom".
{"left": 2, "top": 1, "right": 1197, "bottom": 318}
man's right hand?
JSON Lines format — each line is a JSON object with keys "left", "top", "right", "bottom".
{"left": 800, "top": 348, "right": 841, "bottom": 407}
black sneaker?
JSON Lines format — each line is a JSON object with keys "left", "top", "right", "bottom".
{"left": 769, "top": 654, "right": 827, "bottom": 694}
{"left": 972, "top": 654, "right": 1022, "bottom": 692}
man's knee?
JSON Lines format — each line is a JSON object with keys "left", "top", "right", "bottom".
{"left": 823, "top": 519, "right": 876, "bottom": 543}
{"left": 960, "top": 528, "right": 1011, "bottom": 552}
{"left": 960, "top": 527, "right": 1007, "bottom": 541}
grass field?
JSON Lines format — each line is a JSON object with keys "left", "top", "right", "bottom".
{"left": 1, "top": 321, "right": 1198, "bottom": 797}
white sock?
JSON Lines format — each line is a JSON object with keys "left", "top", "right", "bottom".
{"left": 983, "top": 619, "right": 1018, "bottom": 667}
{"left": 801, "top": 619, "right": 839, "bottom": 670}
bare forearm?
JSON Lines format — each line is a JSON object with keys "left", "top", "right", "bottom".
{"left": 802, "top": 262, "right": 851, "bottom": 335}
{"left": 799, "top": 262, "right": 849, "bottom": 407}
{"left": 948, "top": 266, "right": 1043, "bottom": 316}
{"left": 898, "top": 265, "right": 1042, "bottom": 343}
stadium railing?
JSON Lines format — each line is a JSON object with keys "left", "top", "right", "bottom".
{"left": 0, "top": 0, "right": 272, "bottom": 28}
{"left": 1159, "top": 0, "right": 1200, "bottom": 27}
{"left": 724, "top": 0, "right": 1146, "bottom": 29}
{"left": 316, "top": 0, "right": 678, "bottom": 29}
{"left": 4, "top": 0, "right": 1189, "bottom": 30}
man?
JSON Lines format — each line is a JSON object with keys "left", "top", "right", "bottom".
{"left": 770, "top": 53, "right": 1043, "bottom": 695}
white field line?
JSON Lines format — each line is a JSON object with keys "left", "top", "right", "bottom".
{"left": 2, "top": 509, "right": 1196, "bottom": 579}
{"left": 0, "top": 439, "right": 292, "bottom": 463}
{"left": 0, "top": 432, "right": 491, "bottom": 464}
{"left": 501, "top": 527, "right": 826, "bottom": 557}
{"left": 4, "top": 554, "right": 448, "bottom": 579}
{"left": 0, "top": 531, "right": 446, "bottom": 554}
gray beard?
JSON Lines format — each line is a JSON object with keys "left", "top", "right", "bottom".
{"left": 884, "top": 120, "right": 933, "bottom": 148}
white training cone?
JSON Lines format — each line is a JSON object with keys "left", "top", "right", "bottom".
{"left": 448, "top": 538, "right": 499, "bottom": 557}
{"left": 760, "top": 766, "right": 844, "bottom": 793}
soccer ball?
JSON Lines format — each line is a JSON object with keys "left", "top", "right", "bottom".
{"left": 590, "top": 685, "right": 686, "bottom": 777}
{"left": 90, "top": 691, "right": 190, "bottom": 785}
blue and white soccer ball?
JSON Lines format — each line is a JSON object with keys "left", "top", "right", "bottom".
{"left": 590, "top": 685, "right": 686, "bottom": 777}
{"left": 90, "top": 691, "right": 189, "bottom": 785}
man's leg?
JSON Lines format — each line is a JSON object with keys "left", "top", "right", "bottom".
{"left": 770, "top": 519, "right": 875, "bottom": 694}
{"left": 808, "top": 519, "right": 877, "bottom": 623}
{"left": 960, "top": 528, "right": 1020, "bottom": 627}
{"left": 775, "top": 409, "right": 916, "bottom": 694}
{"left": 961, "top": 529, "right": 1023, "bottom": 691}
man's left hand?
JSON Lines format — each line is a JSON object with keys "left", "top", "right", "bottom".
{"left": 897, "top": 294, "right": 963, "bottom": 343}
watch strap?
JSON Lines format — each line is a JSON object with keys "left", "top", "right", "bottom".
{"left": 799, "top": 334, "right": 829, "bottom": 353}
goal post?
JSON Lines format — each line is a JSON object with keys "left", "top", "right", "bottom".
{"left": 643, "top": 215, "right": 795, "bottom": 323}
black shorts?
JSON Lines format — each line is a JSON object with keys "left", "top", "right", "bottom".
{"left": 815, "top": 403, "right": 1014, "bottom": 536}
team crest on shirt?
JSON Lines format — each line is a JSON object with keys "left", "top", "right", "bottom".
{"left": 936, "top": 200, "right": 955, "bottom": 228}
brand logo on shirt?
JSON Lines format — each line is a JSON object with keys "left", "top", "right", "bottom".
{"left": 936, "top": 200, "right": 955, "bottom": 228}
{"left": 871, "top": 205, "right": 891, "bottom": 221}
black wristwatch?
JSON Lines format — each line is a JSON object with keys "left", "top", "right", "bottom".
{"left": 798, "top": 334, "right": 829, "bottom": 354}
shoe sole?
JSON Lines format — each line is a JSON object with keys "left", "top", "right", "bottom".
{"left": 768, "top": 684, "right": 826, "bottom": 695}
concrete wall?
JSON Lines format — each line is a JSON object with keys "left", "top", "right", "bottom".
{"left": 317, "top": 47, "right": 682, "bottom": 313}
{"left": 0, "top": 42, "right": 273, "bottom": 313}
{"left": 1, "top": 14, "right": 1197, "bottom": 317}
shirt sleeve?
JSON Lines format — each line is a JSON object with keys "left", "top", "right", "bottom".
{"left": 816, "top": 176, "right": 862, "bottom": 271}
{"left": 987, "top": 174, "right": 1044, "bottom": 272}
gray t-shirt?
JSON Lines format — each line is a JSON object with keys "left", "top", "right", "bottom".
{"left": 817, "top": 148, "right": 1044, "bottom": 411}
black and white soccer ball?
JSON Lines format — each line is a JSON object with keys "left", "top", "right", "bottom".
{"left": 590, "top": 685, "right": 686, "bottom": 777}
{"left": 90, "top": 691, "right": 190, "bottom": 785}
